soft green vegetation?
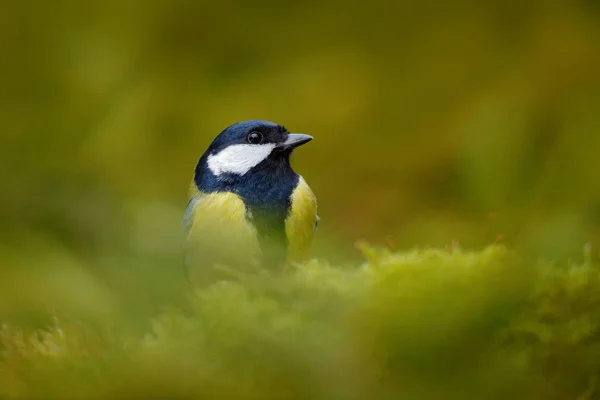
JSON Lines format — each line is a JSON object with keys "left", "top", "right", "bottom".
{"left": 2, "top": 1, "right": 600, "bottom": 398}
{"left": 2, "top": 244, "right": 599, "bottom": 399}
{"left": 2, "top": 0, "right": 600, "bottom": 260}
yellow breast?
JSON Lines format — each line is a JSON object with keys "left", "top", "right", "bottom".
{"left": 285, "top": 176, "right": 318, "bottom": 262}
{"left": 186, "top": 176, "right": 318, "bottom": 271}
{"left": 185, "top": 183, "right": 261, "bottom": 273}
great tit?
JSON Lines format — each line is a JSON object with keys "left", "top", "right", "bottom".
{"left": 184, "top": 120, "right": 318, "bottom": 285}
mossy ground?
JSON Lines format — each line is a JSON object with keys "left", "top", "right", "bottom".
{"left": 1, "top": 244, "right": 599, "bottom": 399}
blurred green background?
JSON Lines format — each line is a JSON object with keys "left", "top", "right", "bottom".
{"left": 2, "top": 0, "right": 600, "bottom": 313}
{"left": 3, "top": 0, "right": 600, "bottom": 259}
{"left": 2, "top": 1, "right": 600, "bottom": 398}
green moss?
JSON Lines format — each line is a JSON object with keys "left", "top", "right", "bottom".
{"left": 1, "top": 245, "right": 600, "bottom": 399}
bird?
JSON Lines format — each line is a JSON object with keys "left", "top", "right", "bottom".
{"left": 183, "top": 120, "right": 319, "bottom": 286}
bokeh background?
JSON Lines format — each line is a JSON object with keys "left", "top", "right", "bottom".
{"left": 1, "top": 0, "right": 600, "bottom": 318}
{"left": 2, "top": 2, "right": 600, "bottom": 398}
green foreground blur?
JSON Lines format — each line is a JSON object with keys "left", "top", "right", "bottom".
{"left": 1, "top": 244, "right": 598, "bottom": 399}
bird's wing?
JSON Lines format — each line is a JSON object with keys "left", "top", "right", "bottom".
{"left": 285, "top": 176, "right": 318, "bottom": 261}
{"left": 182, "top": 198, "right": 199, "bottom": 234}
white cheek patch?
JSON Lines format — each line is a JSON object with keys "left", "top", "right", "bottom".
{"left": 207, "top": 143, "right": 276, "bottom": 176}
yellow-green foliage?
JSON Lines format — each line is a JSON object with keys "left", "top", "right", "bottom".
{"left": 1, "top": 245, "right": 599, "bottom": 399}
{"left": 3, "top": 1, "right": 600, "bottom": 259}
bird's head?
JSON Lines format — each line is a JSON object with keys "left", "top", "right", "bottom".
{"left": 201, "top": 120, "right": 313, "bottom": 178}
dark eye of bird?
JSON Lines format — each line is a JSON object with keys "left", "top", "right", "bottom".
{"left": 247, "top": 131, "right": 263, "bottom": 144}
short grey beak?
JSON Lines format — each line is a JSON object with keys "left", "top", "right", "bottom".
{"left": 281, "top": 133, "right": 313, "bottom": 149}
